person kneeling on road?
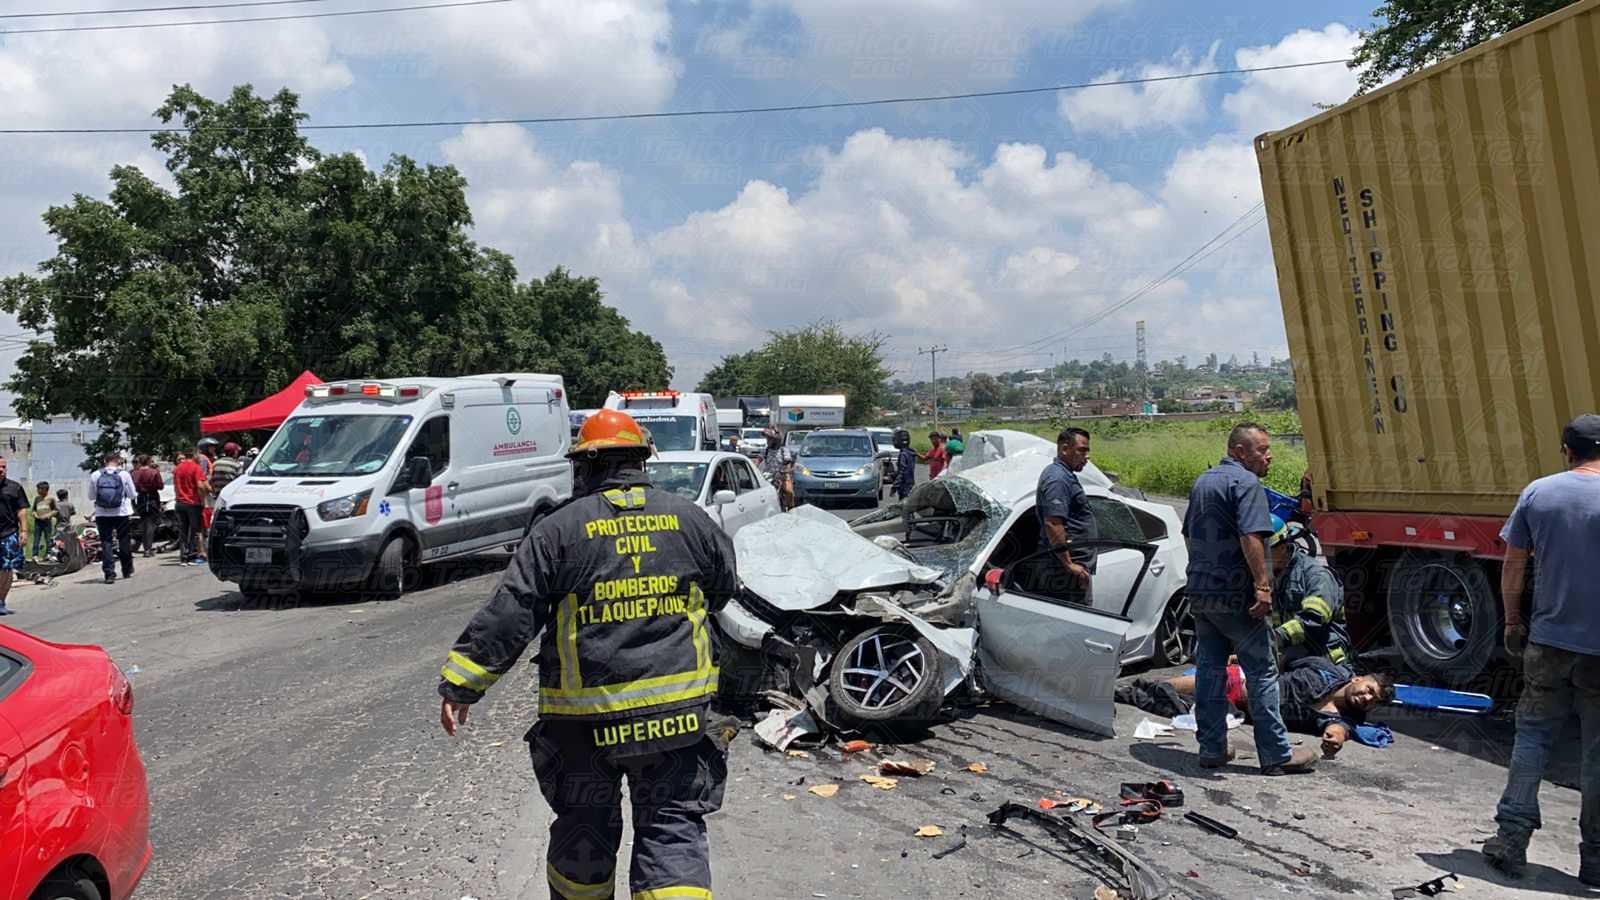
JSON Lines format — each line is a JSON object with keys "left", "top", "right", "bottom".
{"left": 436, "top": 408, "right": 739, "bottom": 900}
{"left": 1266, "top": 515, "right": 1353, "bottom": 667}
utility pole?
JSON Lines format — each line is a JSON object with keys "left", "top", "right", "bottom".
{"left": 1136, "top": 320, "right": 1148, "bottom": 414}
{"left": 919, "top": 345, "right": 948, "bottom": 433}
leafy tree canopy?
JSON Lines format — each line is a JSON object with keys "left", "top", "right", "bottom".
{"left": 1352, "top": 0, "right": 1579, "bottom": 92}
{"left": 696, "top": 322, "right": 890, "bottom": 424}
{"left": 0, "top": 85, "right": 667, "bottom": 459}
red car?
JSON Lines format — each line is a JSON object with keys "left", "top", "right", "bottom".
{"left": 0, "top": 626, "right": 151, "bottom": 900}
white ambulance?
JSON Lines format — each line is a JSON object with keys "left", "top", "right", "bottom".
{"left": 602, "top": 390, "right": 719, "bottom": 452}
{"left": 209, "top": 373, "right": 572, "bottom": 600}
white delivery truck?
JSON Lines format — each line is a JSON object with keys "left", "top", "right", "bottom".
{"left": 771, "top": 394, "right": 846, "bottom": 448}
{"left": 716, "top": 406, "right": 744, "bottom": 450}
{"left": 209, "top": 373, "right": 572, "bottom": 600}
{"left": 602, "top": 390, "right": 719, "bottom": 452}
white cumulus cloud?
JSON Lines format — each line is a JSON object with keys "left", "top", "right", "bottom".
{"left": 1058, "top": 43, "right": 1221, "bottom": 133}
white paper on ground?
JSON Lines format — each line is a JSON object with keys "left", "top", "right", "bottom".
{"left": 753, "top": 708, "right": 821, "bottom": 751}
{"left": 1133, "top": 718, "right": 1175, "bottom": 740}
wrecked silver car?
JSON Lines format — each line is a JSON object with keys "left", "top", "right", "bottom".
{"left": 716, "top": 452, "right": 1191, "bottom": 736}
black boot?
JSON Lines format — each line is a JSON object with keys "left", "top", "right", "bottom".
{"left": 1483, "top": 829, "right": 1529, "bottom": 878}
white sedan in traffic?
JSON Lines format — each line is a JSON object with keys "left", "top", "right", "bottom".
{"left": 646, "top": 451, "right": 781, "bottom": 536}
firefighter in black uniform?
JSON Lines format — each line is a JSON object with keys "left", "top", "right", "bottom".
{"left": 437, "top": 408, "right": 737, "bottom": 900}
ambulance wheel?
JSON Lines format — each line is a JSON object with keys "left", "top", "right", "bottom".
{"left": 829, "top": 626, "right": 945, "bottom": 726}
{"left": 369, "top": 537, "right": 408, "bottom": 601}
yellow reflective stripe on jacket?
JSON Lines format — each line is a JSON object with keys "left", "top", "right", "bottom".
{"left": 688, "top": 584, "right": 710, "bottom": 674}
{"left": 547, "top": 863, "right": 614, "bottom": 900}
{"left": 539, "top": 668, "right": 718, "bottom": 716}
{"left": 604, "top": 487, "right": 648, "bottom": 509}
{"left": 1329, "top": 645, "right": 1348, "bottom": 664}
{"left": 1301, "top": 595, "right": 1333, "bottom": 624}
{"left": 440, "top": 651, "right": 499, "bottom": 693}
{"left": 634, "top": 887, "right": 712, "bottom": 900}
{"left": 1278, "top": 618, "right": 1306, "bottom": 645}
{"left": 557, "top": 592, "right": 581, "bottom": 691}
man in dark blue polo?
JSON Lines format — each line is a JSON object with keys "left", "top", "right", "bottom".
{"left": 1037, "top": 428, "right": 1097, "bottom": 604}
{"left": 1182, "top": 423, "right": 1317, "bottom": 776}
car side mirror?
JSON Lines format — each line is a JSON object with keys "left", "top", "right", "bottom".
{"left": 404, "top": 456, "right": 433, "bottom": 488}
{"left": 712, "top": 489, "right": 737, "bottom": 507}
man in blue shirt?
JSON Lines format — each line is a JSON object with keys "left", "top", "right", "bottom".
{"left": 1182, "top": 423, "right": 1317, "bottom": 776}
{"left": 1483, "top": 414, "right": 1600, "bottom": 885}
{"left": 1036, "top": 428, "right": 1097, "bottom": 604}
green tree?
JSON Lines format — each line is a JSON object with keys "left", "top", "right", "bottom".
{"left": 0, "top": 84, "right": 665, "bottom": 455}
{"left": 696, "top": 351, "right": 757, "bottom": 396}
{"left": 1260, "top": 380, "right": 1298, "bottom": 411}
{"left": 742, "top": 322, "right": 890, "bottom": 424}
{"left": 1352, "top": 0, "right": 1578, "bottom": 92}
{"left": 969, "top": 373, "right": 1005, "bottom": 408}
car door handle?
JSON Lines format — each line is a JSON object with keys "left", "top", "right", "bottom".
{"left": 1084, "top": 639, "right": 1115, "bottom": 654}
{"left": 447, "top": 481, "right": 460, "bottom": 491}
{"left": 1149, "top": 561, "right": 1165, "bottom": 576}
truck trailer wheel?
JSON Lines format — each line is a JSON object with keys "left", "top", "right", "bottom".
{"left": 1386, "top": 552, "right": 1498, "bottom": 684}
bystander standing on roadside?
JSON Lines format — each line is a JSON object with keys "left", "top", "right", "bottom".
{"left": 892, "top": 429, "right": 919, "bottom": 501}
{"left": 210, "top": 442, "right": 244, "bottom": 499}
{"left": 29, "top": 481, "right": 55, "bottom": 560}
{"left": 133, "top": 455, "right": 164, "bottom": 557}
{"left": 1182, "top": 423, "right": 1318, "bottom": 776}
{"left": 947, "top": 427, "right": 965, "bottom": 459}
{"left": 197, "top": 438, "right": 217, "bottom": 560}
{"left": 0, "top": 458, "right": 27, "bottom": 615}
{"left": 54, "top": 489, "right": 75, "bottom": 539}
{"left": 173, "top": 449, "right": 205, "bottom": 566}
{"left": 1481, "top": 414, "right": 1600, "bottom": 885}
{"left": 91, "top": 451, "right": 137, "bottom": 585}
{"left": 926, "top": 432, "right": 951, "bottom": 480}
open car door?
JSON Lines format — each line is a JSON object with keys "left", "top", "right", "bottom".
{"left": 977, "top": 540, "right": 1157, "bottom": 737}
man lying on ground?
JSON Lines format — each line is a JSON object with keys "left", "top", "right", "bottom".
{"left": 1118, "top": 656, "right": 1395, "bottom": 758}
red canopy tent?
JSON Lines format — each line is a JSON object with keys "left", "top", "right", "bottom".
{"left": 200, "top": 370, "right": 323, "bottom": 434}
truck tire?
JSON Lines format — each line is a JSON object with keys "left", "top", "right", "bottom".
{"left": 829, "top": 626, "right": 945, "bottom": 726}
{"left": 1386, "top": 552, "right": 1499, "bottom": 684}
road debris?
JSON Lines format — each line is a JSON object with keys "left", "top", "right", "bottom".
{"left": 1115, "top": 824, "right": 1140, "bottom": 843}
{"left": 1133, "top": 718, "right": 1174, "bottom": 740}
{"left": 1391, "top": 873, "right": 1460, "bottom": 898}
{"left": 880, "top": 759, "right": 935, "bottom": 777}
{"left": 988, "top": 802, "right": 1166, "bottom": 900}
{"left": 861, "top": 775, "right": 898, "bottom": 791}
{"left": 1094, "top": 887, "right": 1119, "bottom": 900}
{"left": 782, "top": 794, "right": 797, "bottom": 801}
{"left": 754, "top": 708, "right": 822, "bottom": 752}
{"left": 487, "top": 741, "right": 505, "bottom": 748}
{"left": 1119, "top": 781, "right": 1184, "bottom": 807}
{"left": 807, "top": 784, "right": 840, "bottom": 798}
{"left": 932, "top": 827, "right": 969, "bottom": 860}
{"left": 787, "top": 750, "right": 813, "bottom": 760}
{"left": 914, "top": 825, "right": 945, "bottom": 838}
{"left": 1184, "top": 811, "right": 1238, "bottom": 839}
{"left": 841, "top": 740, "right": 872, "bottom": 754}
{"left": 966, "top": 762, "right": 989, "bottom": 774}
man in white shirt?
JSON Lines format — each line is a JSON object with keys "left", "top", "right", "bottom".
{"left": 91, "top": 450, "right": 139, "bottom": 585}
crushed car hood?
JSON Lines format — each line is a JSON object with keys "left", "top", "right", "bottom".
{"left": 734, "top": 505, "right": 944, "bottom": 611}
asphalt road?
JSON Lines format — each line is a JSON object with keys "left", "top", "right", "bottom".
{"left": 7, "top": 487, "right": 1593, "bottom": 899}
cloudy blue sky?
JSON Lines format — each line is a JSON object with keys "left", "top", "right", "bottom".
{"left": 0, "top": 0, "right": 1375, "bottom": 397}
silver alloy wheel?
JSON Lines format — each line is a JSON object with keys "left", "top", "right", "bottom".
{"left": 838, "top": 632, "right": 928, "bottom": 710}
{"left": 1161, "top": 594, "right": 1196, "bottom": 664}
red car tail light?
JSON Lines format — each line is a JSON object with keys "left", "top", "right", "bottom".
{"left": 110, "top": 665, "right": 134, "bottom": 715}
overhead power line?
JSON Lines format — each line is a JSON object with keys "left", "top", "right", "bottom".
{"left": 959, "top": 201, "right": 1266, "bottom": 360}
{"left": 1, "top": 0, "right": 332, "bottom": 20}
{"left": 0, "top": 0, "right": 507, "bottom": 35}
{"left": 0, "top": 58, "right": 1352, "bottom": 135}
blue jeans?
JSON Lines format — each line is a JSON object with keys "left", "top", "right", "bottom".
{"left": 1495, "top": 642, "right": 1600, "bottom": 852}
{"left": 31, "top": 519, "right": 53, "bottom": 558}
{"left": 1194, "top": 608, "right": 1293, "bottom": 768}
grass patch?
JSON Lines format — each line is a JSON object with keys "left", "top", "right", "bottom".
{"left": 920, "top": 412, "right": 1305, "bottom": 497}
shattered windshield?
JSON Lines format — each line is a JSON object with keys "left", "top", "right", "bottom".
{"left": 850, "top": 476, "right": 1010, "bottom": 579}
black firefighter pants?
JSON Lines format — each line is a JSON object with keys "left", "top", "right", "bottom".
{"left": 529, "top": 721, "right": 728, "bottom": 900}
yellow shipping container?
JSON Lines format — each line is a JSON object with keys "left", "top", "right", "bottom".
{"left": 1256, "top": 0, "right": 1600, "bottom": 519}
